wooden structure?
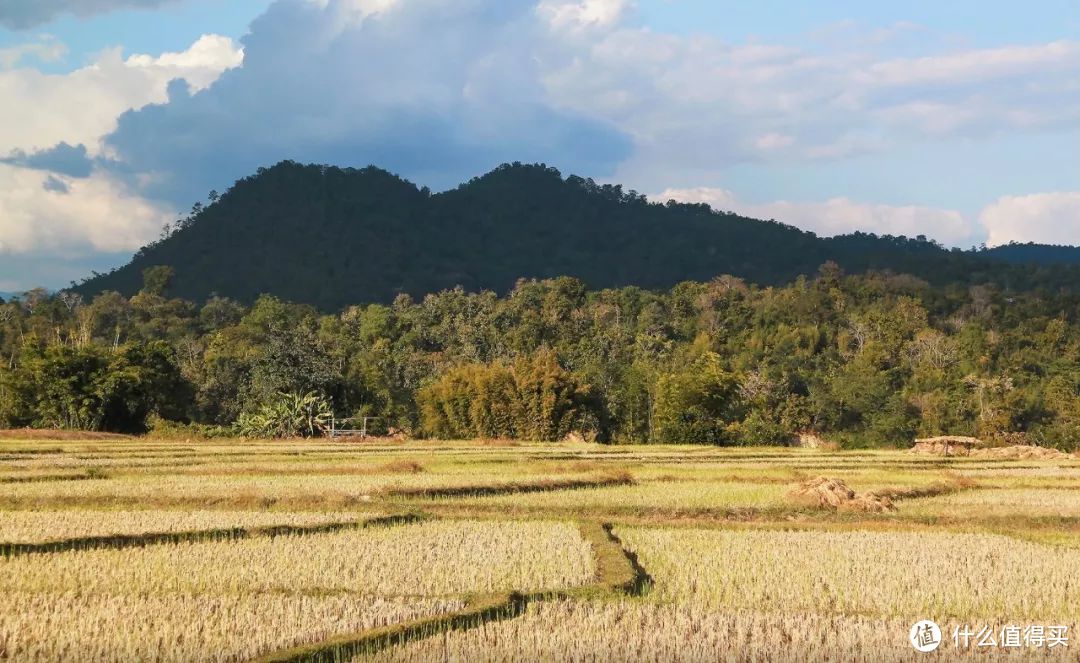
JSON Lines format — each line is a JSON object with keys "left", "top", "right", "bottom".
{"left": 328, "top": 417, "right": 380, "bottom": 439}
{"left": 911, "top": 435, "right": 987, "bottom": 456}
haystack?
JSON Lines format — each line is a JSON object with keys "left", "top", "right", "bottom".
{"left": 789, "top": 477, "right": 894, "bottom": 513}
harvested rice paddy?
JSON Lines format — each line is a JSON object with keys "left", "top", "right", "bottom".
{"left": 0, "top": 436, "right": 1077, "bottom": 661}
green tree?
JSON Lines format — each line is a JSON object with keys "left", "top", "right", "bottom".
{"left": 652, "top": 352, "right": 740, "bottom": 444}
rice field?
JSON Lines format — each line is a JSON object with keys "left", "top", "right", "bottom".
{"left": 0, "top": 509, "right": 369, "bottom": 544}
{"left": 365, "top": 601, "right": 945, "bottom": 663}
{"left": 459, "top": 480, "right": 790, "bottom": 515}
{"left": 0, "top": 471, "right": 617, "bottom": 509}
{"left": 1, "top": 593, "right": 459, "bottom": 663}
{"left": 903, "top": 488, "right": 1080, "bottom": 519}
{"left": 618, "top": 527, "right": 1080, "bottom": 620}
{"left": 0, "top": 436, "right": 1078, "bottom": 661}
{"left": 0, "top": 520, "right": 594, "bottom": 597}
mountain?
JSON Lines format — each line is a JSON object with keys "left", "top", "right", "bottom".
{"left": 74, "top": 161, "right": 1080, "bottom": 309}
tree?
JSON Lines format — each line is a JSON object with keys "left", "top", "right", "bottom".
{"left": 652, "top": 352, "right": 740, "bottom": 444}
{"left": 3, "top": 341, "right": 186, "bottom": 433}
{"left": 418, "top": 349, "right": 597, "bottom": 441}
{"left": 141, "top": 266, "right": 175, "bottom": 298}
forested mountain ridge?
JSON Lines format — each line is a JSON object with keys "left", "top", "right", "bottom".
{"left": 982, "top": 243, "right": 1080, "bottom": 265}
{"left": 73, "top": 161, "right": 1080, "bottom": 309}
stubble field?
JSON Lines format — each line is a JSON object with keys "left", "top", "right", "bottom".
{"left": 1, "top": 436, "right": 1078, "bottom": 662}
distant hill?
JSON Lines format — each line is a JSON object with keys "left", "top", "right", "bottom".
{"left": 74, "top": 161, "right": 1080, "bottom": 309}
{"left": 982, "top": 243, "right": 1080, "bottom": 265}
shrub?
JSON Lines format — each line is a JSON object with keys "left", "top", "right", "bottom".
{"left": 147, "top": 415, "right": 234, "bottom": 440}
{"left": 235, "top": 392, "right": 332, "bottom": 439}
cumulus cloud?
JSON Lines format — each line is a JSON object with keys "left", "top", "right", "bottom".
{"left": 0, "top": 163, "right": 171, "bottom": 255}
{"left": 0, "top": 0, "right": 179, "bottom": 30}
{"left": 0, "top": 34, "right": 242, "bottom": 289}
{"left": 84, "top": 0, "right": 1080, "bottom": 212}
{"left": 980, "top": 192, "right": 1080, "bottom": 247}
{"left": 658, "top": 187, "right": 977, "bottom": 247}
{"left": 100, "top": 0, "right": 632, "bottom": 204}
{"left": 0, "top": 34, "right": 242, "bottom": 155}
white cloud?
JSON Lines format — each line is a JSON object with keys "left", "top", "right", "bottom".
{"left": 980, "top": 192, "right": 1080, "bottom": 247}
{"left": 660, "top": 186, "right": 1080, "bottom": 248}
{"left": 538, "top": 14, "right": 1080, "bottom": 183}
{"left": 539, "top": 0, "right": 628, "bottom": 30}
{"left": 658, "top": 186, "right": 976, "bottom": 246}
{"left": 0, "top": 34, "right": 243, "bottom": 155}
{"left": 334, "top": 0, "right": 403, "bottom": 21}
{"left": 655, "top": 186, "right": 739, "bottom": 210}
{"left": 861, "top": 41, "right": 1080, "bottom": 88}
{"left": 0, "top": 163, "right": 170, "bottom": 255}
{"left": 0, "top": 35, "right": 67, "bottom": 69}
{"left": 0, "top": 33, "right": 242, "bottom": 289}
{"left": 125, "top": 34, "right": 244, "bottom": 80}
{"left": 755, "top": 132, "right": 795, "bottom": 151}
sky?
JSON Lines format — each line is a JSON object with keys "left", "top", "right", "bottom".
{"left": 1, "top": 0, "right": 1079, "bottom": 291}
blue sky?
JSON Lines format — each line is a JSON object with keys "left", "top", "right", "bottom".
{"left": 637, "top": 0, "right": 1080, "bottom": 46}
{"left": 11, "top": 1, "right": 1077, "bottom": 61}
{"left": 0, "top": 1, "right": 271, "bottom": 63}
{"left": 1, "top": 0, "right": 1079, "bottom": 290}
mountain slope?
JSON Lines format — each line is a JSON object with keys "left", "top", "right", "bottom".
{"left": 982, "top": 243, "right": 1080, "bottom": 265}
{"left": 74, "top": 161, "right": 1080, "bottom": 309}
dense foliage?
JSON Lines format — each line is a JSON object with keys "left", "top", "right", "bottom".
{"left": 983, "top": 242, "right": 1080, "bottom": 265}
{"left": 235, "top": 392, "right": 332, "bottom": 439}
{"left": 73, "top": 161, "right": 1080, "bottom": 310}
{"left": 5, "top": 263, "right": 1080, "bottom": 448}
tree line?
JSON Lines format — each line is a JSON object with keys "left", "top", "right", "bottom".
{"left": 3, "top": 264, "right": 1079, "bottom": 449}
